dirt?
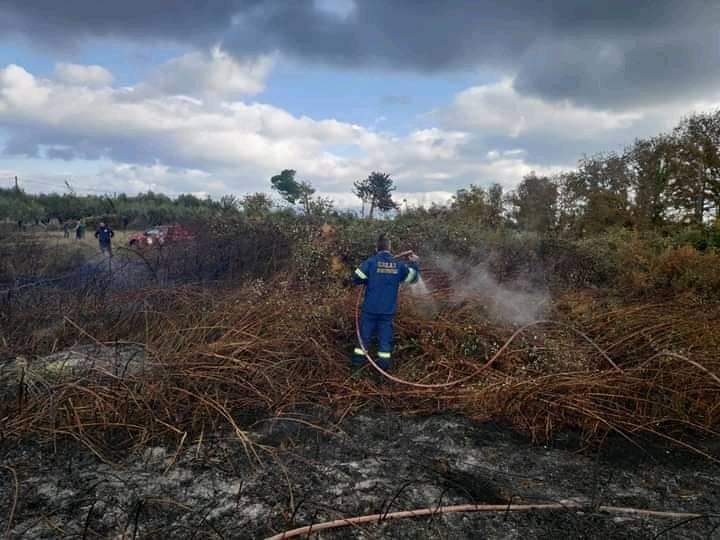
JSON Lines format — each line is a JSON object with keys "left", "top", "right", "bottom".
{"left": 1, "top": 410, "right": 719, "bottom": 539}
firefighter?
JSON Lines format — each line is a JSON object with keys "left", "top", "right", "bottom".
{"left": 94, "top": 222, "right": 115, "bottom": 256}
{"left": 351, "top": 234, "right": 420, "bottom": 373}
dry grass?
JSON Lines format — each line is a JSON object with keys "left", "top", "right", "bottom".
{"left": 0, "top": 230, "right": 144, "bottom": 285}
{"left": 2, "top": 274, "right": 719, "bottom": 462}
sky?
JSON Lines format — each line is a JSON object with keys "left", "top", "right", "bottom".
{"left": 1, "top": 0, "right": 720, "bottom": 208}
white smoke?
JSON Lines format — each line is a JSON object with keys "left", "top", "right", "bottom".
{"left": 411, "top": 253, "right": 549, "bottom": 325}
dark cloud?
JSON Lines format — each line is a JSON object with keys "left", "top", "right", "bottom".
{"left": 1, "top": 1, "right": 719, "bottom": 108}
{"left": 45, "top": 147, "right": 75, "bottom": 161}
{"left": 0, "top": 0, "right": 246, "bottom": 47}
{"left": 2, "top": 133, "right": 41, "bottom": 158}
{"left": 1, "top": 125, "right": 170, "bottom": 166}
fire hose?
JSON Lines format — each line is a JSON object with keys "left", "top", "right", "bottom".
{"left": 353, "top": 253, "right": 620, "bottom": 389}
{"left": 266, "top": 503, "right": 706, "bottom": 540}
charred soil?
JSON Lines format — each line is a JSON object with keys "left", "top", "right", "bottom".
{"left": 1, "top": 412, "right": 719, "bottom": 539}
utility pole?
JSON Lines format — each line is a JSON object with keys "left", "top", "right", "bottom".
{"left": 14, "top": 176, "right": 19, "bottom": 191}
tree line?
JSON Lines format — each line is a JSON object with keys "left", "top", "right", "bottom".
{"left": 0, "top": 189, "right": 237, "bottom": 226}
{"left": 3, "top": 110, "right": 720, "bottom": 236}
{"left": 504, "top": 110, "right": 720, "bottom": 235}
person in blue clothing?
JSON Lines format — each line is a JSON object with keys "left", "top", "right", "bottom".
{"left": 351, "top": 234, "right": 420, "bottom": 372}
{"left": 94, "top": 222, "right": 115, "bottom": 257}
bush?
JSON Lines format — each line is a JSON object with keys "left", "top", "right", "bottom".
{"left": 650, "top": 246, "right": 720, "bottom": 299}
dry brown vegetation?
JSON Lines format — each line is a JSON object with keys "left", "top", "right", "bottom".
{"left": 2, "top": 260, "right": 719, "bottom": 464}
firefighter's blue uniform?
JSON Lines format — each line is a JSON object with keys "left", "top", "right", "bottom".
{"left": 352, "top": 251, "right": 420, "bottom": 370}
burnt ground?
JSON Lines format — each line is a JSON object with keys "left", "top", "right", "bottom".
{"left": 1, "top": 410, "right": 719, "bottom": 539}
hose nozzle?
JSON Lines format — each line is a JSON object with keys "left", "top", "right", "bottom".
{"left": 394, "top": 250, "right": 414, "bottom": 259}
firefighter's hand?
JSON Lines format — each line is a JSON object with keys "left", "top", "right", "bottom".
{"left": 408, "top": 252, "right": 419, "bottom": 262}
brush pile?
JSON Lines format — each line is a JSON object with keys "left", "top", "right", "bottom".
{"left": 2, "top": 268, "right": 719, "bottom": 462}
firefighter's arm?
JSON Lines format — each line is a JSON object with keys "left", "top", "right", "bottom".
{"left": 352, "top": 259, "right": 370, "bottom": 285}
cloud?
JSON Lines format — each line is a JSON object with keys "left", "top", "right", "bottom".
{"left": 2, "top": 1, "right": 719, "bottom": 109}
{"left": 0, "top": 62, "right": 520, "bottom": 197}
{"left": 139, "top": 47, "right": 273, "bottom": 99}
{"left": 0, "top": 64, "right": 50, "bottom": 110}
{"left": 13, "top": 163, "right": 221, "bottom": 197}
{"left": 313, "top": 0, "right": 356, "bottom": 19}
{"left": 0, "top": 60, "right": 574, "bottom": 202}
{"left": 436, "top": 79, "right": 641, "bottom": 139}
{"left": 4, "top": 51, "right": 718, "bottom": 205}
{"left": 0, "top": 0, "right": 238, "bottom": 48}
{"left": 98, "top": 163, "right": 218, "bottom": 195}
{"left": 381, "top": 95, "right": 412, "bottom": 106}
{"left": 55, "top": 63, "right": 113, "bottom": 87}
{"left": 512, "top": 31, "right": 720, "bottom": 108}
{"left": 396, "top": 191, "right": 453, "bottom": 208}
{"left": 434, "top": 77, "right": 720, "bottom": 166}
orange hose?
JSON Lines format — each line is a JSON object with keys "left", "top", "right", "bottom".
{"left": 266, "top": 502, "right": 704, "bottom": 539}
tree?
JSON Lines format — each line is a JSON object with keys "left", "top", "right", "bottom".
{"left": 176, "top": 194, "right": 203, "bottom": 208}
{"left": 353, "top": 178, "right": 371, "bottom": 218}
{"left": 241, "top": 193, "right": 274, "bottom": 218}
{"left": 565, "top": 153, "right": 632, "bottom": 203}
{"left": 561, "top": 153, "right": 634, "bottom": 234}
{"left": 219, "top": 194, "right": 240, "bottom": 212}
{"left": 305, "top": 196, "right": 335, "bottom": 218}
{"left": 627, "top": 135, "right": 673, "bottom": 228}
{"left": 353, "top": 171, "right": 398, "bottom": 218}
{"left": 581, "top": 190, "right": 634, "bottom": 233}
{"left": 486, "top": 183, "right": 505, "bottom": 228}
{"left": 452, "top": 184, "right": 486, "bottom": 212}
{"left": 511, "top": 173, "right": 558, "bottom": 232}
{"left": 667, "top": 111, "right": 720, "bottom": 223}
{"left": 270, "top": 169, "right": 315, "bottom": 214}
{"left": 450, "top": 184, "right": 502, "bottom": 227}
{"left": 296, "top": 182, "right": 316, "bottom": 215}
{"left": 270, "top": 169, "right": 299, "bottom": 202}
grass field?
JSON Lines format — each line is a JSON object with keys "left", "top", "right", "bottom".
{"left": 0, "top": 229, "right": 145, "bottom": 280}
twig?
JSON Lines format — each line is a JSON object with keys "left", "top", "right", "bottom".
{"left": 1, "top": 465, "right": 18, "bottom": 540}
{"left": 82, "top": 500, "right": 98, "bottom": 540}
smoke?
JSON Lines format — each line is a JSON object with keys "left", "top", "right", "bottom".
{"left": 411, "top": 252, "right": 549, "bottom": 325}
{"left": 408, "top": 274, "right": 440, "bottom": 318}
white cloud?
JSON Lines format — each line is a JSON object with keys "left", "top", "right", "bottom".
{"left": 396, "top": 191, "right": 454, "bottom": 208}
{"left": 0, "top": 61, "right": 582, "bottom": 204}
{"left": 0, "top": 64, "right": 50, "bottom": 110}
{"left": 0, "top": 63, "right": 484, "bottom": 189}
{"left": 55, "top": 63, "right": 113, "bottom": 87}
{"left": 141, "top": 47, "right": 273, "bottom": 99}
{"left": 100, "top": 163, "right": 215, "bottom": 194}
{"left": 438, "top": 79, "right": 642, "bottom": 139}
{"left": 431, "top": 77, "right": 720, "bottom": 171}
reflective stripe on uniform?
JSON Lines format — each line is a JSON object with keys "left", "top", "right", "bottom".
{"left": 404, "top": 267, "right": 417, "bottom": 284}
{"left": 354, "top": 268, "right": 368, "bottom": 280}
{"left": 353, "top": 348, "right": 365, "bottom": 355}
{"left": 378, "top": 351, "right": 392, "bottom": 359}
